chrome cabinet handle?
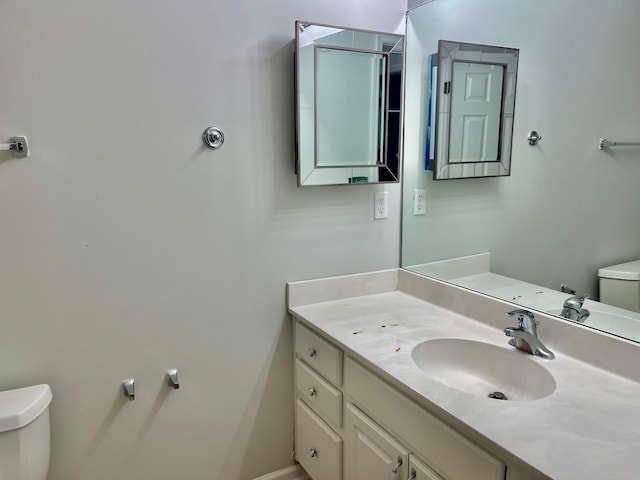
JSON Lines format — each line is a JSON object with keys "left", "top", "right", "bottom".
{"left": 308, "top": 348, "right": 316, "bottom": 357}
{"left": 408, "top": 468, "right": 417, "bottom": 480}
{"left": 308, "top": 387, "right": 316, "bottom": 396}
{"left": 392, "top": 455, "right": 403, "bottom": 473}
{"left": 309, "top": 448, "right": 317, "bottom": 458}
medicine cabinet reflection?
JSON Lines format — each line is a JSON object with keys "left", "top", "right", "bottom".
{"left": 429, "top": 40, "right": 519, "bottom": 180}
{"left": 295, "top": 21, "right": 404, "bottom": 186}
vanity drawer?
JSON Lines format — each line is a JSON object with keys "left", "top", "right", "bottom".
{"left": 295, "top": 399, "right": 342, "bottom": 480}
{"left": 295, "top": 323, "right": 342, "bottom": 385}
{"left": 345, "top": 357, "right": 505, "bottom": 480}
{"left": 296, "top": 359, "right": 342, "bottom": 427}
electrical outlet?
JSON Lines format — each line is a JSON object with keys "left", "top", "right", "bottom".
{"left": 413, "top": 189, "right": 426, "bottom": 215}
{"left": 374, "top": 191, "right": 388, "bottom": 220}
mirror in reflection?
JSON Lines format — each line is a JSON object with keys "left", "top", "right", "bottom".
{"left": 432, "top": 40, "right": 518, "bottom": 180}
{"left": 401, "top": 0, "right": 640, "bottom": 343}
{"left": 295, "top": 21, "right": 404, "bottom": 186}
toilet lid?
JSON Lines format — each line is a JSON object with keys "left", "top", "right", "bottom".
{"left": 0, "top": 384, "right": 52, "bottom": 433}
{"left": 598, "top": 260, "right": 640, "bottom": 281}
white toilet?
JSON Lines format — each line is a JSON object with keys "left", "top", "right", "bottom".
{"left": 598, "top": 260, "right": 640, "bottom": 313}
{"left": 0, "top": 384, "right": 52, "bottom": 480}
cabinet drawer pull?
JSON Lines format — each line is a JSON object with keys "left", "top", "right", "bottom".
{"left": 408, "top": 468, "right": 417, "bottom": 480}
{"left": 392, "top": 455, "right": 403, "bottom": 473}
{"left": 309, "top": 448, "right": 317, "bottom": 458}
{"left": 308, "top": 387, "right": 316, "bottom": 396}
{"left": 308, "top": 347, "right": 316, "bottom": 357}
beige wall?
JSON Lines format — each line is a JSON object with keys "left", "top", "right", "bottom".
{"left": 0, "top": 1, "right": 405, "bottom": 479}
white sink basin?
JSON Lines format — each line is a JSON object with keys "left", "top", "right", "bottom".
{"left": 411, "top": 339, "right": 556, "bottom": 401}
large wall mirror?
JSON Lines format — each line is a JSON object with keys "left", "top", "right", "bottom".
{"left": 402, "top": 0, "right": 640, "bottom": 342}
{"left": 295, "top": 21, "right": 404, "bottom": 186}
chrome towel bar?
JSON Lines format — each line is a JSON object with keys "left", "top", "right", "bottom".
{"left": 599, "top": 138, "right": 640, "bottom": 149}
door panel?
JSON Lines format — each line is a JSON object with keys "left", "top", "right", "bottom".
{"left": 449, "top": 62, "right": 504, "bottom": 162}
{"left": 344, "top": 403, "right": 409, "bottom": 480}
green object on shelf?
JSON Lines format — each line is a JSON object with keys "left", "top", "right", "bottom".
{"left": 348, "top": 176, "right": 368, "bottom": 183}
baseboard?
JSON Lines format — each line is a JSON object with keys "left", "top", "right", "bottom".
{"left": 253, "top": 464, "right": 310, "bottom": 480}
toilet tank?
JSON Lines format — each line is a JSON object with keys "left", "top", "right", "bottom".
{"left": 599, "top": 260, "right": 640, "bottom": 313}
{"left": 0, "top": 384, "right": 52, "bottom": 480}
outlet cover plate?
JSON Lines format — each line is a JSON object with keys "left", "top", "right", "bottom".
{"left": 413, "top": 189, "right": 426, "bottom": 215}
{"left": 375, "top": 191, "right": 388, "bottom": 219}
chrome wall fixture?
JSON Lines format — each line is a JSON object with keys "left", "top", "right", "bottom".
{"left": 122, "top": 379, "right": 135, "bottom": 401}
{"left": 527, "top": 131, "right": 542, "bottom": 146}
{"left": 202, "top": 126, "right": 224, "bottom": 149}
{"left": 599, "top": 138, "right": 640, "bottom": 149}
{"left": 167, "top": 369, "right": 179, "bottom": 390}
{"left": 0, "top": 136, "right": 29, "bottom": 157}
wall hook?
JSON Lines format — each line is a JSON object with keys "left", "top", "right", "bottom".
{"left": 122, "top": 379, "right": 135, "bottom": 401}
{"left": 527, "top": 131, "right": 542, "bottom": 146}
{"left": 167, "top": 369, "right": 180, "bottom": 389}
{"left": 202, "top": 126, "right": 224, "bottom": 149}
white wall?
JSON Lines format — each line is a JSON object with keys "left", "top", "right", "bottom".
{"left": 0, "top": 2, "right": 405, "bottom": 479}
{"left": 402, "top": 0, "right": 640, "bottom": 298}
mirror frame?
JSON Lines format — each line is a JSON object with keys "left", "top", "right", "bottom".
{"left": 433, "top": 40, "right": 519, "bottom": 180}
{"left": 294, "top": 20, "right": 405, "bottom": 186}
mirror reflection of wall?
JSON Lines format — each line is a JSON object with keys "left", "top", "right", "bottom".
{"left": 402, "top": 0, "right": 640, "bottom": 342}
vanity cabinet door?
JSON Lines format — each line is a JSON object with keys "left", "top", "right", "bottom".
{"left": 345, "top": 357, "right": 505, "bottom": 480}
{"left": 296, "top": 399, "right": 342, "bottom": 480}
{"left": 408, "top": 455, "right": 445, "bottom": 480}
{"left": 344, "top": 403, "right": 410, "bottom": 480}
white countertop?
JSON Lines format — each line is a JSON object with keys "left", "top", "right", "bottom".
{"left": 288, "top": 271, "right": 640, "bottom": 480}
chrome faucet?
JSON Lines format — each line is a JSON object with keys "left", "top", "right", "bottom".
{"left": 504, "top": 309, "right": 555, "bottom": 359}
{"left": 560, "top": 294, "right": 590, "bottom": 322}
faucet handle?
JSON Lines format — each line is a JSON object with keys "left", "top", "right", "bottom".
{"left": 564, "top": 294, "right": 590, "bottom": 309}
{"left": 576, "top": 293, "right": 590, "bottom": 304}
{"left": 505, "top": 309, "right": 537, "bottom": 328}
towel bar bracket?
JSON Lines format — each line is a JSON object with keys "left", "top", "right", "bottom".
{"left": 0, "top": 136, "right": 29, "bottom": 157}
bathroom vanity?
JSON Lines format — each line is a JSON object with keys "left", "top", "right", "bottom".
{"left": 288, "top": 269, "right": 640, "bottom": 480}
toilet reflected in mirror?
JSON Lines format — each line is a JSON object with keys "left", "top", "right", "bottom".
{"left": 599, "top": 260, "right": 640, "bottom": 313}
